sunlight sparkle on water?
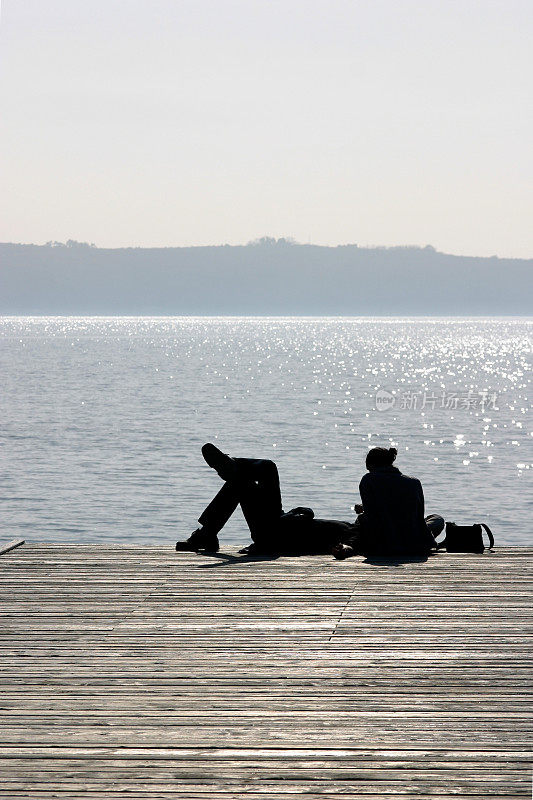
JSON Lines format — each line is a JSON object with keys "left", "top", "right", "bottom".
{"left": 0, "top": 316, "right": 531, "bottom": 544}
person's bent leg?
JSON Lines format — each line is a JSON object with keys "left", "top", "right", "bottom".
{"left": 197, "top": 454, "right": 282, "bottom": 538}
{"left": 176, "top": 483, "right": 239, "bottom": 552}
{"left": 237, "top": 460, "right": 284, "bottom": 547}
{"left": 196, "top": 459, "right": 283, "bottom": 551}
{"left": 235, "top": 458, "right": 283, "bottom": 515}
{"left": 184, "top": 454, "right": 284, "bottom": 553}
{"left": 198, "top": 482, "right": 240, "bottom": 535}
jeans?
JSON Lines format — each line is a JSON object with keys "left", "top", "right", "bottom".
{"left": 198, "top": 458, "right": 283, "bottom": 546}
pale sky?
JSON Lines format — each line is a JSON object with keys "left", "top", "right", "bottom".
{"left": 0, "top": 0, "right": 531, "bottom": 257}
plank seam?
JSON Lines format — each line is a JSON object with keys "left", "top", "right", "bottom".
{"left": 328, "top": 586, "right": 357, "bottom": 642}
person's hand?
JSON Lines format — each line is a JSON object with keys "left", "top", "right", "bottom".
{"left": 332, "top": 543, "right": 355, "bottom": 560}
{"left": 354, "top": 503, "right": 364, "bottom": 514}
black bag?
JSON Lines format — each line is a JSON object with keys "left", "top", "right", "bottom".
{"left": 281, "top": 507, "right": 315, "bottom": 520}
{"left": 436, "top": 522, "right": 494, "bottom": 553}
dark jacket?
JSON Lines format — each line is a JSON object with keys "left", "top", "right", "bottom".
{"left": 358, "top": 466, "right": 434, "bottom": 556}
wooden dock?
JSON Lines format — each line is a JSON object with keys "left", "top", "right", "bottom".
{"left": 0, "top": 543, "right": 531, "bottom": 798}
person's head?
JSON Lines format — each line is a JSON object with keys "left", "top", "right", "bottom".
{"left": 366, "top": 446, "right": 397, "bottom": 471}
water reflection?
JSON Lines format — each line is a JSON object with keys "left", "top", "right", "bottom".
{"left": 0, "top": 316, "right": 531, "bottom": 544}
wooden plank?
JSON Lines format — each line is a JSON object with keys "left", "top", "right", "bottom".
{"left": 0, "top": 543, "right": 531, "bottom": 798}
{"left": 0, "top": 539, "right": 25, "bottom": 557}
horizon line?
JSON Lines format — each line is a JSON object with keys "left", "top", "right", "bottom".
{"left": 1, "top": 239, "right": 531, "bottom": 261}
{"left": 1, "top": 314, "right": 531, "bottom": 320}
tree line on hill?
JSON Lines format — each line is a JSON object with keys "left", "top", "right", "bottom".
{"left": 0, "top": 240, "right": 530, "bottom": 314}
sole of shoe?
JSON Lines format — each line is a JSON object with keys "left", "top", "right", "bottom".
{"left": 197, "top": 539, "right": 220, "bottom": 553}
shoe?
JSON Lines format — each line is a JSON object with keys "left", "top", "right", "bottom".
{"left": 176, "top": 528, "right": 220, "bottom": 553}
{"left": 201, "top": 443, "right": 237, "bottom": 480}
{"left": 238, "top": 544, "right": 256, "bottom": 555}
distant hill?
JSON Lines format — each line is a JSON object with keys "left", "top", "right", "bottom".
{"left": 0, "top": 239, "right": 530, "bottom": 314}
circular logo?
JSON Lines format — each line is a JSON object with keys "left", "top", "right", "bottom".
{"left": 375, "top": 389, "right": 395, "bottom": 412}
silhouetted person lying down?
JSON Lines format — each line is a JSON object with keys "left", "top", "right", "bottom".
{"left": 175, "top": 444, "right": 444, "bottom": 558}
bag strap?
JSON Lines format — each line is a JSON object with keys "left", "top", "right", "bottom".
{"left": 434, "top": 526, "right": 448, "bottom": 550}
{"left": 481, "top": 523, "right": 495, "bottom": 549}
{"left": 434, "top": 521, "right": 454, "bottom": 551}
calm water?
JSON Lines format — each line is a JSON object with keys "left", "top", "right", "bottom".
{"left": 0, "top": 317, "right": 531, "bottom": 546}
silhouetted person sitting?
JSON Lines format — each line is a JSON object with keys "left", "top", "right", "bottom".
{"left": 175, "top": 443, "right": 354, "bottom": 555}
{"left": 332, "top": 447, "right": 443, "bottom": 559}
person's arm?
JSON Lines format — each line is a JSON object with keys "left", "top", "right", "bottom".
{"left": 415, "top": 478, "right": 434, "bottom": 547}
{"left": 416, "top": 478, "right": 425, "bottom": 518}
{"left": 353, "top": 475, "right": 370, "bottom": 516}
{"left": 359, "top": 474, "right": 377, "bottom": 515}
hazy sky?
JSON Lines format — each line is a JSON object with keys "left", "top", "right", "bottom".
{"left": 1, "top": 0, "right": 531, "bottom": 256}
